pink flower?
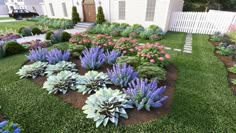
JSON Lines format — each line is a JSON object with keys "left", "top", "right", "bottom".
{"left": 158, "top": 57, "right": 164, "bottom": 61}
{"left": 123, "top": 50, "right": 127, "bottom": 54}
{"left": 129, "top": 48, "right": 134, "bottom": 52}
{"left": 141, "top": 53, "right": 146, "bottom": 57}
{"left": 150, "top": 59, "right": 155, "bottom": 63}
{"left": 165, "top": 54, "right": 171, "bottom": 59}
{"left": 104, "top": 44, "right": 108, "bottom": 46}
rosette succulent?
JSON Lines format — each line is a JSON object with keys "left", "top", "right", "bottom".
{"left": 27, "top": 48, "right": 49, "bottom": 62}
{"left": 77, "top": 71, "right": 111, "bottom": 94}
{"left": 124, "top": 78, "right": 168, "bottom": 111}
{"left": 107, "top": 63, "right": 138, "bottom": 87}
{"left": 82, "top": 88, "right": 133, "bottom": 127}
{"left": 45, "top": 61, "right": 77, "bottom": 76}
{"left": 16, "top": 61, "right": 48, "bottom": 79}
{"left": 43, "top": 71, "right": 81, "bottom": 94}
{"left": 80, "top": 47, "right": 105, "bottom": 70}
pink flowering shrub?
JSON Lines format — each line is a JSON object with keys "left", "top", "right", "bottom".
{"left": 136, "top": 43, "right": 170, "bottom": 67}
{"left": 114, "top": 37, "right": 138, "bottom": 55}
{"left": 92, "top": 34, "right": 115, "bottom": 50}
{"left": 69, "top": 33, "right": 91, "bottom": 47}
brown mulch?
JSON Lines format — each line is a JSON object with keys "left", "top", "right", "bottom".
{"left": 209, "top": 40, "right": 236, "bottom": 95}
{"left": 0, "top": 114, "right": 5, "bottom": 122}
{"left": 28, "top": 58, "right": 178, "bottom": 125}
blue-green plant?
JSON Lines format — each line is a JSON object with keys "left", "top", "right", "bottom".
{"left": 76, "top": 71, "right": 111, "bottom": 94}
{"left": 124, "top": 78, "right": 168, "bottom": 111}
{"left": 82, "top": 88, "right": 133, "bottom": 127}
{"left": 45, "top": 61, "right": 77, "bottom": 76}
{"left": 121, "top": 27, "right": 133, "bottom": 37}
{"left": 43, "top": 71, "right": 81, "bottom": 94}
{"left": 16, "top": 61, "right": 48, "bottom": 79}
{"left": 140, "top": 29, "right": 155, "bottom": 40}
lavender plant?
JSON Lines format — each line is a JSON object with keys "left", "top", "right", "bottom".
{"left": 0, "top": 33, "right": 20, "bottom": 41}
{"left": 104, "top": 50, "right": 121, "bottom": 65}
{"left": 107, "top": 63, "right": 138, "bottom": 87}
{"left": 124, "top": 78, "right": 168, "bottom": 111}
{"left": 27, "top": 48, "right": 49, "bottom": 62}
{"left": 46, "top": 48, "right": 70, "bottom": 64}
{"left": 80, "top": 47, "right": 105, "bottom": 70}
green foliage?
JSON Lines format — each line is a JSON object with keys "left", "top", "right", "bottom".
{"left": 216, "top": 46, "right": 233, "bottom": 56}
{"left": 18, "top": 27, "right": 24, "bottom": 34}
{"left": 72, "top": 6, "right": 81, "bottom": 24}
{"left": 121, "top": 27, "right": 133, "bottom": 37}
{"left": 228, "top": 66, "right": 236, "bottom": 74}
{"left": 96, "top": 6, "right": 105, "bottom": 24}
{"left": 16, "top": 61, "right": 48, "bottom": 79}
{"left": 82, "top": 88, "right": 133, "bottom": 127}
{"left": 140, "top": 29, "right": 155, "bottom": 40}
{"left": 0, "top": 44, "right": 5, "bottom": 58}
{"left": 132, "top": 24, "right": 144, "bottom": 33}
{"left": 228, "top": 31, "right": 236, "bottom": 43}
{"left": 129, "top": 32, "right": 139, "bottom": 39}
{"left": 116, "top": 56, "right": 140, "bottom": 68}
{"left": 149, "top": 34, "right": 162, "bottom": 41}
{"left": 43, "top": 71, "right": 81, "bottom": 94}
{"left": 232, "top": 79, "right": 236, "bottom": 85}
{"left": 20, "top": 27, "right": 32, "bottom": 37}
{"left": 68, "top": 44, "right": 85, "bottom": 57}
{"left": 136, "top": 63, "right": 166, "bottom": 81}
{"left": 61, "top": 32, "right": 71, "bottom": 42}
{"left": 77, "top": 71, "right": 111, "bottom": 94}
{"left": 148, "top": 25, "right": 159, "bottom": 31}
{"left": 45, "top": 61, "right": 77, "bottom": 76}
{"left": 31, "top": 27, "right": 42, "bottom": 35}
{"left": 5, "top": 41, "right": 25, "bottom": 56}
{"left": 50, "top": 42, "right": 70, "bottom": 51}
{"left": 45, "top": 31, "right": 53, "bottom": 40}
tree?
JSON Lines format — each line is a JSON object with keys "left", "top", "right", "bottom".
{"left": 72, "top": 6, "right": 81, "bottom": 24}
{"left": 96, "top": 6, "right": 105, "bottom": 24}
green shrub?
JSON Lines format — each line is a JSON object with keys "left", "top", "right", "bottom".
{"left": 32, "top": 27, "right": 42, "bottom": 35}
{"left": 50, "top": 30, "right": 63, "bottom": 44}
{"left": 132, "top": 24, "right": 144, "bottom": 33}
{"left": 232, "top": 79, "right": 236, "bottom": 85}
{"left": 96, "top": 6, "right": 105, "bottom": 24}
{"left": 72, "top": 6, "right": 81, "bottom": 24}
{"left": 116, "top": 56, "right": 140, "bottom": 68}
{"left": 136, "top": 63, "right": 166, "bottom": 81}
{"left": 20, "top": 27, "right": 32, "bottom": 37}
{"left": 148, "top": 25, "right": 159, "bottom": 31}
{"left": 111, "top": 22, "right": 120, "bottom": 28}
{"left": 228, "top": 31, "right": 236, "bottom": 43}
{"left": 45, "top": 31, "right": 53, "bottom": 40}
{"left": 61, "top": 32, "right": 71, "bottom": 42}
{"left": 149, "top": 34, "right": 162, "bottom": 41}
{"left": 228, "top": 66, "right": 236, "bottom": 74}
{"left": 129, "top": 32, "right": 139, "bottom": 39}
{"left": 120, "top": 23, "right": 130, "bottom": 29}
{"left": 69, "top": 44, "right": 85, "bottom": 57}
{"left": 216, "top": 46, "right": 233, "bottom": 56}
{"left": 0, "top": 44, "right": 5, "bottom": 58}
{"left": 18, "top": 27, "right": 24, "bottom": 34}
{"left": 5, "top": 41, "right": 26, "bottom": 56}
{"left": 110, "top": 30, "right": 120, "bottom": 37}
{"left": 121, "top": 27, "right": 133, "bottom": 37}
{"left": 140, "top": 29, "right": 155, "bottom": 40}
{"left": 50, "top": 43, "right": 69, "bottom": 51}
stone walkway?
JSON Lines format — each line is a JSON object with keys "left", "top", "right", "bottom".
{"left": 0, "top": 20, "right": 17, "bottom": 23}
{"left": 183, "top": 33, "right": 192, "bottom": 53}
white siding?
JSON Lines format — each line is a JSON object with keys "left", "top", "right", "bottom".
{"left": 0, "top": 5, "right": 8, "bottom": 15}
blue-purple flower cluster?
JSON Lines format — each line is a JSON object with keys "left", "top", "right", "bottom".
{"left": 0, "top": 33, "right": 20, "bottom": 42}
{"left": 80, "top": 47, "right": 105, "bottom": 70}
{"left": 27, "top": 48, "right": 70, "bottom": 64}
{"left": 124, "top": 78, "right": 168, "bottom": 111}
{"left": 0, "top": 120, "right": 21, "bottom": 133}
{"left": 104, "top": 50, "right": 121, "bottom": 65}
{"left": 107, "top": 63, "right": 138, "bottom": 87}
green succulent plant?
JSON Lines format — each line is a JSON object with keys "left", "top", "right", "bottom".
{"left": 82, "top": 88, "right": 133, "bottom": 127}
{"left": 16, "top": 62, "right": 48, "bottom": 79}
{"left": 76, "top": 71, "right": 111, "bottom": 94}
{"left": 43, "top": 71, "right": 81, "bottom": 94}
{"left": 45, "top": 61, "right": 77, "bottom": 76}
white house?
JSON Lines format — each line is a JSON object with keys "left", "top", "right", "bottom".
{"left": 0, "top": 0, "right": 8, "bottom": 15}
{"left": 42, "top": 0, "right": 184, "bottom": 31}
{"left": 4, "top": 0, "right": 44, "bottom": 15}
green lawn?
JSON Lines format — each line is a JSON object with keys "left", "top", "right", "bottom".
{"left": 0, "top": 17, "right": 14, "bottom": 20}
{"left": 0, "top": 34, "right": 236, "bottom": 132}
{"left": 0, "top": 21, "right": 36, "bottom": 31}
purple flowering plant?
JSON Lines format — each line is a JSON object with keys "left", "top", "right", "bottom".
{"left": 104, "top": 50, "right": 121, "bottom": 65}
{"left": 0, "top": 120, "right": 21, "bottom": 133}
{"left": 27, "top": 48, "right": 49, "bottom": 62}
{"left": 46, "top": 48, "right": 70, "bottom": 64}
{"left": 0, "top": 33, "right": 20, "bottom": 41}
{"left": 124, "top": 78, "right": 168, "bottom": 111}
{"left": 80, "top": 47, "right": 105, "bottom": 70}
{"left": 107, "top": 63, "right": 138, "bottom": 87}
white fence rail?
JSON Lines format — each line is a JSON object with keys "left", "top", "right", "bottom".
{"left": 169, "top": 11, "right": 236, "bottom": 35}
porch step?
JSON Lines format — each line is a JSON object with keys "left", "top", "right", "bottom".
{"left": 75, "top": 22, "right": 96, "bottom": 29}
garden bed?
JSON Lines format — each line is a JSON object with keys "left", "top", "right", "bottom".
{"left": 209, "top": 40, "right": 236, "bottom": 95}
{"left": 25, "top": 58, "right": 178, "bottom": 125}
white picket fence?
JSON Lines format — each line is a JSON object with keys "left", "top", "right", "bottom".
{"left": 169, "top": 11, "right": 236, "bottom": 35}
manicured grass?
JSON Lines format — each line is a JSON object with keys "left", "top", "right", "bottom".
{"left": 0, "top": 34, "right": 236, "bottom": 132}
{"left": 0, "top": 21, "right": 36, "bottom": 31}
{"left": 0, "top": 17, "right": 14, "bottom": 20}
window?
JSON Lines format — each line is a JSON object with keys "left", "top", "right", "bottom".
{"left": 49, "top": 3, "right": 55, "bottom": 16}
{"left": 62, "top": 2, "right": 68, "bottom": 17}
{"left": 119, "top": 1, "right": 125, "bottom": 20}
{"left": 145, "top": 0, "right": 156, "bottom": 21}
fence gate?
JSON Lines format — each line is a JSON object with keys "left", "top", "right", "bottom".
{"left": 169, "top": 11, "right": 236, "bottom": 35}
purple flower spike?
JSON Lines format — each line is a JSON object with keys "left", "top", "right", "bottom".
{"left": 124, "top": 78, "right": 168, "bottom": 111}
{"left": 80, "top": 47, "right": 105, "bottom": 70}
{"left": 107, "top": 63, "right": 138, "bottom": 87}
{"left": 104, "top": 50, "right": 121, "bottom": 65}
{"left": 27, "top": 48, "right": 48, "bottom": 62}
{"left": 47, "top": 48, "right": 70, "bottom": 64}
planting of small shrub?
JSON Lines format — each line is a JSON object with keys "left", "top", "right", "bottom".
{"left": 45, "top": 31, "right": 53, "bottom": 40}
{"left": 210, "top": 32, "right": 222, "bottom": 42}
{"left": 21, "top": 40, "right": 51, "bottom": 50}
{"left": 5, "top": 41, "right": 26, "bottom": 56}
{"left": 31, "top": 27, "right": 42, "bottom": 35}
{"left": 114, "top": 37, "right": 137, "bottom": 55}
{"left": 36, "top": 16, "right": 74, "bottom": 29}
{"left": 27, "top": 48, "right": 48, "bottom": 62}
{"left": 69, "top": 33, "right": 91, "bottom": 47}
{"left": 116, "top": 56, "right": 140, "bottom": 68}
{"left": 104, "top": 50, "right": 121, "bottom": 65}
{"left": 19, "top": 27, "right": 42, "bottom": 37}
{"left": 47, "top": 49, "right": 70, "bottom": 64}
{"left": 50, "top": 30, "right": 71, "bottom": 44}
{"left": 92, "top": 34, "right": 115, "bottom": 50}
{"left": 72, "top": 6, "right": 81, "bottom": 24}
